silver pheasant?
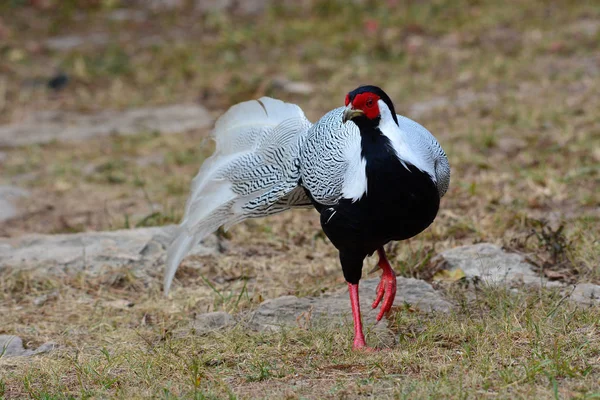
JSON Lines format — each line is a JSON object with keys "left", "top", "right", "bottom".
{"left": 165, "top": 85, "right": 450, "bottom": 350}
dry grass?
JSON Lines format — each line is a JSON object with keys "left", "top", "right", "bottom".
{"left": 0, "top": 0, "right": 599, "bottom": 398}
{"left": 1, "top": 274, "right": 599, "bottom": 399}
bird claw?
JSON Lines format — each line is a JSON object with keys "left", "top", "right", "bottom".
{"left": 352, "top": 336, "right": 377, "bottom": 352}
{"left": 353, "top": 344, "right": 378, "bottom": 352}
{"left": 371, "top": 269, "right": 397, "bottom": 321}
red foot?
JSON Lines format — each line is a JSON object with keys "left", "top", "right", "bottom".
{"left": 353, "top": 336, "right": 367, "bottom": 349}
{"left": 348, "top": 282, "right": 377, "bottom": 351}
{"left": 353, "top": 343, "right": 377, "bottom": 352}
{"left": 352, "top": 330, "right": 377, "bottom": 352}
{"left": 371, "top": 248, "right": 397, "bottom": 321}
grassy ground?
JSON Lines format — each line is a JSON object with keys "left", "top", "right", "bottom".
{"left": 2, "top": 277, "right": 600, "bottom": 399}
{"left": 0, "top": 0, "right": 599, "bottom": 398}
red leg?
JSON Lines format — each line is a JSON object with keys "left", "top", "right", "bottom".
{"left": 348, "top": 282, "right": 374, "bottom": 351}
{"left": 371, "top": 247, "right": 397, "bottom": 321}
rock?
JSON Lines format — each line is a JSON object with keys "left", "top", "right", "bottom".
{"left": 235, "top": 0, "right": 269, "bottom": 15}
{"left": 0, "top": 185, "right": 30, "bottom": 222}
{"left": 374, "top": 277, "right": 453, "bottom": 313}
{"left": 0, "top": 335, "right": 56, "bottom": 358}
{"left": 570, "top": 283, "right": 600, "bottom": 305}
{"left": 250, "top": 277, "right": 451, "bottom": 346}
{"left": 195, "top": 0, "right": 274, "bottom": 15}
{"left": 192, "top": 311, "right": 235, "bottom": 334}
{"left": 427, "top": 243, "right": 600, "bottom": 306}
{"left": 0, "top": 226, "right": 217, "bottom": 277}
{"left": 104, "top": 299, "right": 135, "bottom": 309}
{"left": 408, "top": 91, "right": 498, "bottom": 118}
{"left": 409, "top": 97, "right": 450, "bottom": 117}
{"left": 272, "top": 78, "right": 314, "bottom": 95}
{"left": 108, "top": 9, "right": 147, "bottom": 22}
{"left": 195, "top": 0, "right": 234, "bottom": 13}
{"left": 45, "top": 33, "right": 109, "bottom": 51}
{"left": 496, "top": 136, "right": 527, "bottom": 156}
{"left": 0, "top": 104, "right": 212, "bottom": 147}
{"left": 135, "top": 153, "right": 166, "bottom": 167}
{"left": 33, "top": 290, "right": 59, "bottom": 306}
{"left": 143, "top": 0, "right": 186, "bottom": 11}
{"left": 566, "top": 19, "right": 600, "bottom": 38}
{"left": 431, "top": 243, "right": 561, "bottom": 287}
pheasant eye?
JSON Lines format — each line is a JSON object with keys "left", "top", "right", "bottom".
{"left": 366, "top": 97, "right": 374, "bottom": 108}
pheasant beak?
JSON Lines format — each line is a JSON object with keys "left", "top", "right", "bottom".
{"left": 342, "top": 104, "right": 365, "bottom": 124}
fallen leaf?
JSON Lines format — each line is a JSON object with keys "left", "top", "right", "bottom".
{"left": 544, "top": 270, "right": 567, "bottom": 281}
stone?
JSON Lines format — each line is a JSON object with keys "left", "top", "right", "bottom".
{"left": 33, "top": 290, "right": 59, "bottom": 306}
{"left": 408, "top": 91, "right": 498, "bottom": 118}
{"left": 249, "top": 277, "right": 452, "bottom": 346}
{"left": 135, "top": 153, "right": 166, "bottom": 167}
{"left": 235, "top": 0, "right": 269, "bottom": 15}
{"left": 567, "top": 19, "right": 600, "bottom": 37}
{"left": 144, "top": 0, "right": 186, "bottom": 10}
{"left": 272, "top": 78, "right": 314, "bottom": 95}
{"left": 192, "top": 311, "right": 235, "bottom": 334}
{"left": 0, "top": 225, "right": 217, "bottom": 277}
{"left": 104, "top": 299, "right": 135, "bottom": 309}
{"left": 45, "top": 33, "right": 109, "bottom": 51}
{"left": 570, "top": 283, "right": 600, "bottom": 305}
{"left": 0, "top": 335, "right": 56, "bottom": 358}
{"left": 0, "top": 185, "right": 30, "bottom": 222}
{"left": 108, "top": 9, "right": 147, "bottom": 22}
{"left": 195, "top": 0, "right": 234, "bottom": 13}
{"left": 0, "top": 104, "right": 212, "bottom": 147}
{"left": 431, "top": 243, "right": 561, "bottom": 287}
{"left": 194, "top": 0, "right": 287, "bottom": 15}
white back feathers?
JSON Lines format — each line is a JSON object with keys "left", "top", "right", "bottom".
{"left": 165, "top": 95, "right": 450, "bottom": 294}
{"left": 164, "top": 97, "right": 311, "bottom": 294}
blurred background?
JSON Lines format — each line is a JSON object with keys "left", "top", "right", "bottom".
{"left": 0, "top": 0, "right": 598, "bottom": 281}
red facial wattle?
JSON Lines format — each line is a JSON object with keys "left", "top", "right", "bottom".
{"left": 349, "top": 92, "right": 381, "bottom": 120}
